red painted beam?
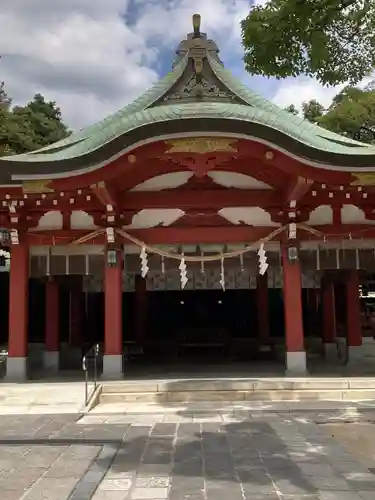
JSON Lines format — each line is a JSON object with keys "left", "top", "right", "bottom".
{"left": 112, "top": 156, "right": 287, "bottom": 192}
{"left": 311, "top": 224, "right": 375, "bottom": 238}
{"left": 23, "top": 222, "right": 375, "bottom": 246}
{"left": 124, "top": 224, "right": 375, "bottom": 244}
{"left": 116, "top": 159, "right": 183, "bottom": 191}
{"left": 27, "top": 229, "right": 106, "bottom": 246}
{"left": 91, "top": 181, "right": 118, "bottom": 208}
{"left": 236, "top": 139, "right": 355, "bottom": 185}
{"left": 121, "top": 226, "right": 278, "bottom": 244}
{"left": 11, "top": 138, "right": 364, "bottom": 194}
{"left": 282, "top": 176, "right": 313, "bottom": 204}
{"left": 303, "top": 191, "right": 372, "bottom": 207}
{"left": 122, "top": 189, "right": 281, "bottom": 210}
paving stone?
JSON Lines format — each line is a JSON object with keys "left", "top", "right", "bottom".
{"left": 308, "top": 476, "right": 351, "bottom": 490}
{"left": 318, "top": 492, "right": 363, "bottom": 500}
{"left": 273, "top": 477, "right": 317, "bottom": 495}
{"left": 69, "top": 479, "right": 100, "bottom": 500}
{"left": 98, "top": 478, "right": 133, "bottom": 490}
{"left": 131, "top": 486, "right": 169, "bottom": 499}
{"left": 91, "top": 491, "right": 128, "bottom": 500}
{"left": 62, "top": 445, "right": 101, "bottom": 460}
{"left": 171, "top": 477, "right": 204, "bottom": 492}
{"left": 22, "top": 477, "right": 79, "bottom": 500}
{"left": 136, "top": 476, "right": 170, "bottom": 487}
{"left": 342, "top": 471, "right": 375, "bottom": 490}
{"left": 297, "top": 463, "right": 337, "bottom": 477}
{"left": 177, "top": 424, "right": 201, "bottom": 438}
{"left": 137, "top": 464, "right": 172, "bottom": 476}
{"left": 152, "top": 423, "right": 176, "bottom": 436}
{"left": 44, "top": 459, "right": 93, "bottom": 478}
{"left": 0, "top": 468, "right": 46, "bottom": 490}
{"left": 169, "top": 492, "right": 205, "bottom": 500}
{"left": 0, "top": 490, "right": 30, "bottom": 500}
{"left": 357, "top": 492, "right": 375, "bottom": 500}
{"left": 205, "top": 486, "right": 244, "bottom": 500}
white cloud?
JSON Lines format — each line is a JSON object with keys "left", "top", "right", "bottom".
{"left": 272, "top": 75, "right": 374, "bottom": 113}
{"left": 0, "top": 0, "right": 158, "bottom": 129}
{"left": 0, "top": 0, "right": 250, "bottom": 129}
{"left": 1, "top": 0, "right": 371, "bottom": 131}
{"left": 272, "top": 79, "right": 344, "bottom": 112}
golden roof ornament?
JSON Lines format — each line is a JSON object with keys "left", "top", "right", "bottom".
{"left": 192, "top": 14, "right": 201, "bottom": 38}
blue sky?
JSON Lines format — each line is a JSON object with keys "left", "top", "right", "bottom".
{"left": 0, "top": 0, "right": 350, "bottom": 129}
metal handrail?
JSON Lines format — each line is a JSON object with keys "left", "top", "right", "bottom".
{"left": 82, "top": 343, "right": 100, "bottom": 406}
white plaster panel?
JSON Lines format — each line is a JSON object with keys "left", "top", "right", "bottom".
{"left": 218, "top": 207, "right": 279, "bottom": 226}
{"left": 307, "top": 205, "right": 333, "bottom": 225}
{"left": 70, "top": 210, "right": 97, "bottom": 229}
{"left": 131, "top": 172, "right": 193, "bottom": 191}
{"left": 209, "top": 171, "right": 272, "bottom": 189}
{"left": 36, "top": 211, "right": 63, "bottom": 230}
{"left": 341, "top": 204, "right": 375, "bottom": 225}
{"left": 128, "top": 209, "right": 185, "bottom": 229}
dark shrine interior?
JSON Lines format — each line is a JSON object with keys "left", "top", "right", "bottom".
{"left": 0, "top": 271, "right": 326, "bottom": 364}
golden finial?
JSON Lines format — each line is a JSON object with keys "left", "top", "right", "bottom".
{"left": 192, "top": 14, "right": 201, "bottom": 38}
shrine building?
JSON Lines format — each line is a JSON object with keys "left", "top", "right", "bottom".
{"left": 2, "top": 14, "right": 375, "bottom": 381}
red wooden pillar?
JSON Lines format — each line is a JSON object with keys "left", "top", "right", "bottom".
{"left": 346, "top": 270, "right": 362, "bottom": 362}
{"left": 281, "top": 247, "right": 306, "bottom": 373}
{"left": 256, "top": 273, "right": 270, "bottom": 346}
{"left": 44, "top": 280, "right": 60, "bottom": 370}
{"left": 135, "top": 275, "right": 147, "bottom": 346}
{"left": 321, "top": 278, "right": 337, "bottom": 360}
{"left": 7, "top": 241, "right": 29, "bottom": 380}
{"left": 103, "top": 250, "right": 123, "bottom": 376}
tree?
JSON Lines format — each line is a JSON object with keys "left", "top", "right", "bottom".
{"left": 0, "top": 83, "right": 12, "bottom": 156}
{"left": 319, "top": 86, "right": 375, "bottom": 142}
{"left": 0, "top": 82, "right": 11, "bottom": 110}
{"left": 284, "top": 104, "right": 299, "bottom": 115}
{"left": 285, "top": 86, "right": 375, "bottom": 143}
{"left": 241, "top": 0, "right": 375, "bottom": 86}
{"left": 1, "top": 93, "right": 70, "bottom": 155}
{"left": 302, "top": 99, "right": 325, "bottom": 123}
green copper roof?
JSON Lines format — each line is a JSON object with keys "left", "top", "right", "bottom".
{"left": 1, "top": 16, "right": 375, "bottom": 178}
{"left": 6, "top": 101, "right": 375, "bottom": 164}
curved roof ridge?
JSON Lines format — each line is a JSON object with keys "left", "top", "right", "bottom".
{"left": 5, "top": 102, "right": 375, "bottom": 165}
{"left": 4, "top": 55, "right": 189, "bottom": 159}
{"left": 207, "top": 54, "right": 369, "bottom": 149}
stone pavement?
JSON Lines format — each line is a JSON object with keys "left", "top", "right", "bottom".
{"left": 0, "top": 411, "right": 375, "bottom": 499}
{"left": 0, "top": 382, "right": 86, "bottom": 414}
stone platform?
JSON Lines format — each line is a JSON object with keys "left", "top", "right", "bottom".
{"left": 98, "top": 377, "right": 375, "bottom": 406}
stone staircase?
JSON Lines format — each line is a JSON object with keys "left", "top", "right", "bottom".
{"left": 98, "top": 378, "right": 375, "bottom": 405}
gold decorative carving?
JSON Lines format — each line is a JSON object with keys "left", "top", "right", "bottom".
{"left": 165, "top": 138, "right": 237, "bottom": 154}
{"left": 194, "top": 58, "right": 203, "bottom": 75}
{"left": 351, "top": 173, "right": 375, "bottom": 186}
{"left": 22, "top": 180, "right": 53, "bottom": 193}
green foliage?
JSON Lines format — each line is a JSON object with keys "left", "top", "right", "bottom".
{"left": 286, "top": 86, "right": 375, "bottom": 143}
{"left": 241, "top": 0, "right": 375, "bottom": 86}
{"left": 319, "top": 86, "right": 375, "bottom": 142}
{"left": 284, "top": 104, "right": 299, "bottom": 115}
{"left": 0, "top": 90, "right": 70, "bottom": 156}
{"left": 0, "top": 83, "right": 12, "bottom": 156}
{"left": 302, "top": 99, "right": 325, "bottom": 123}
